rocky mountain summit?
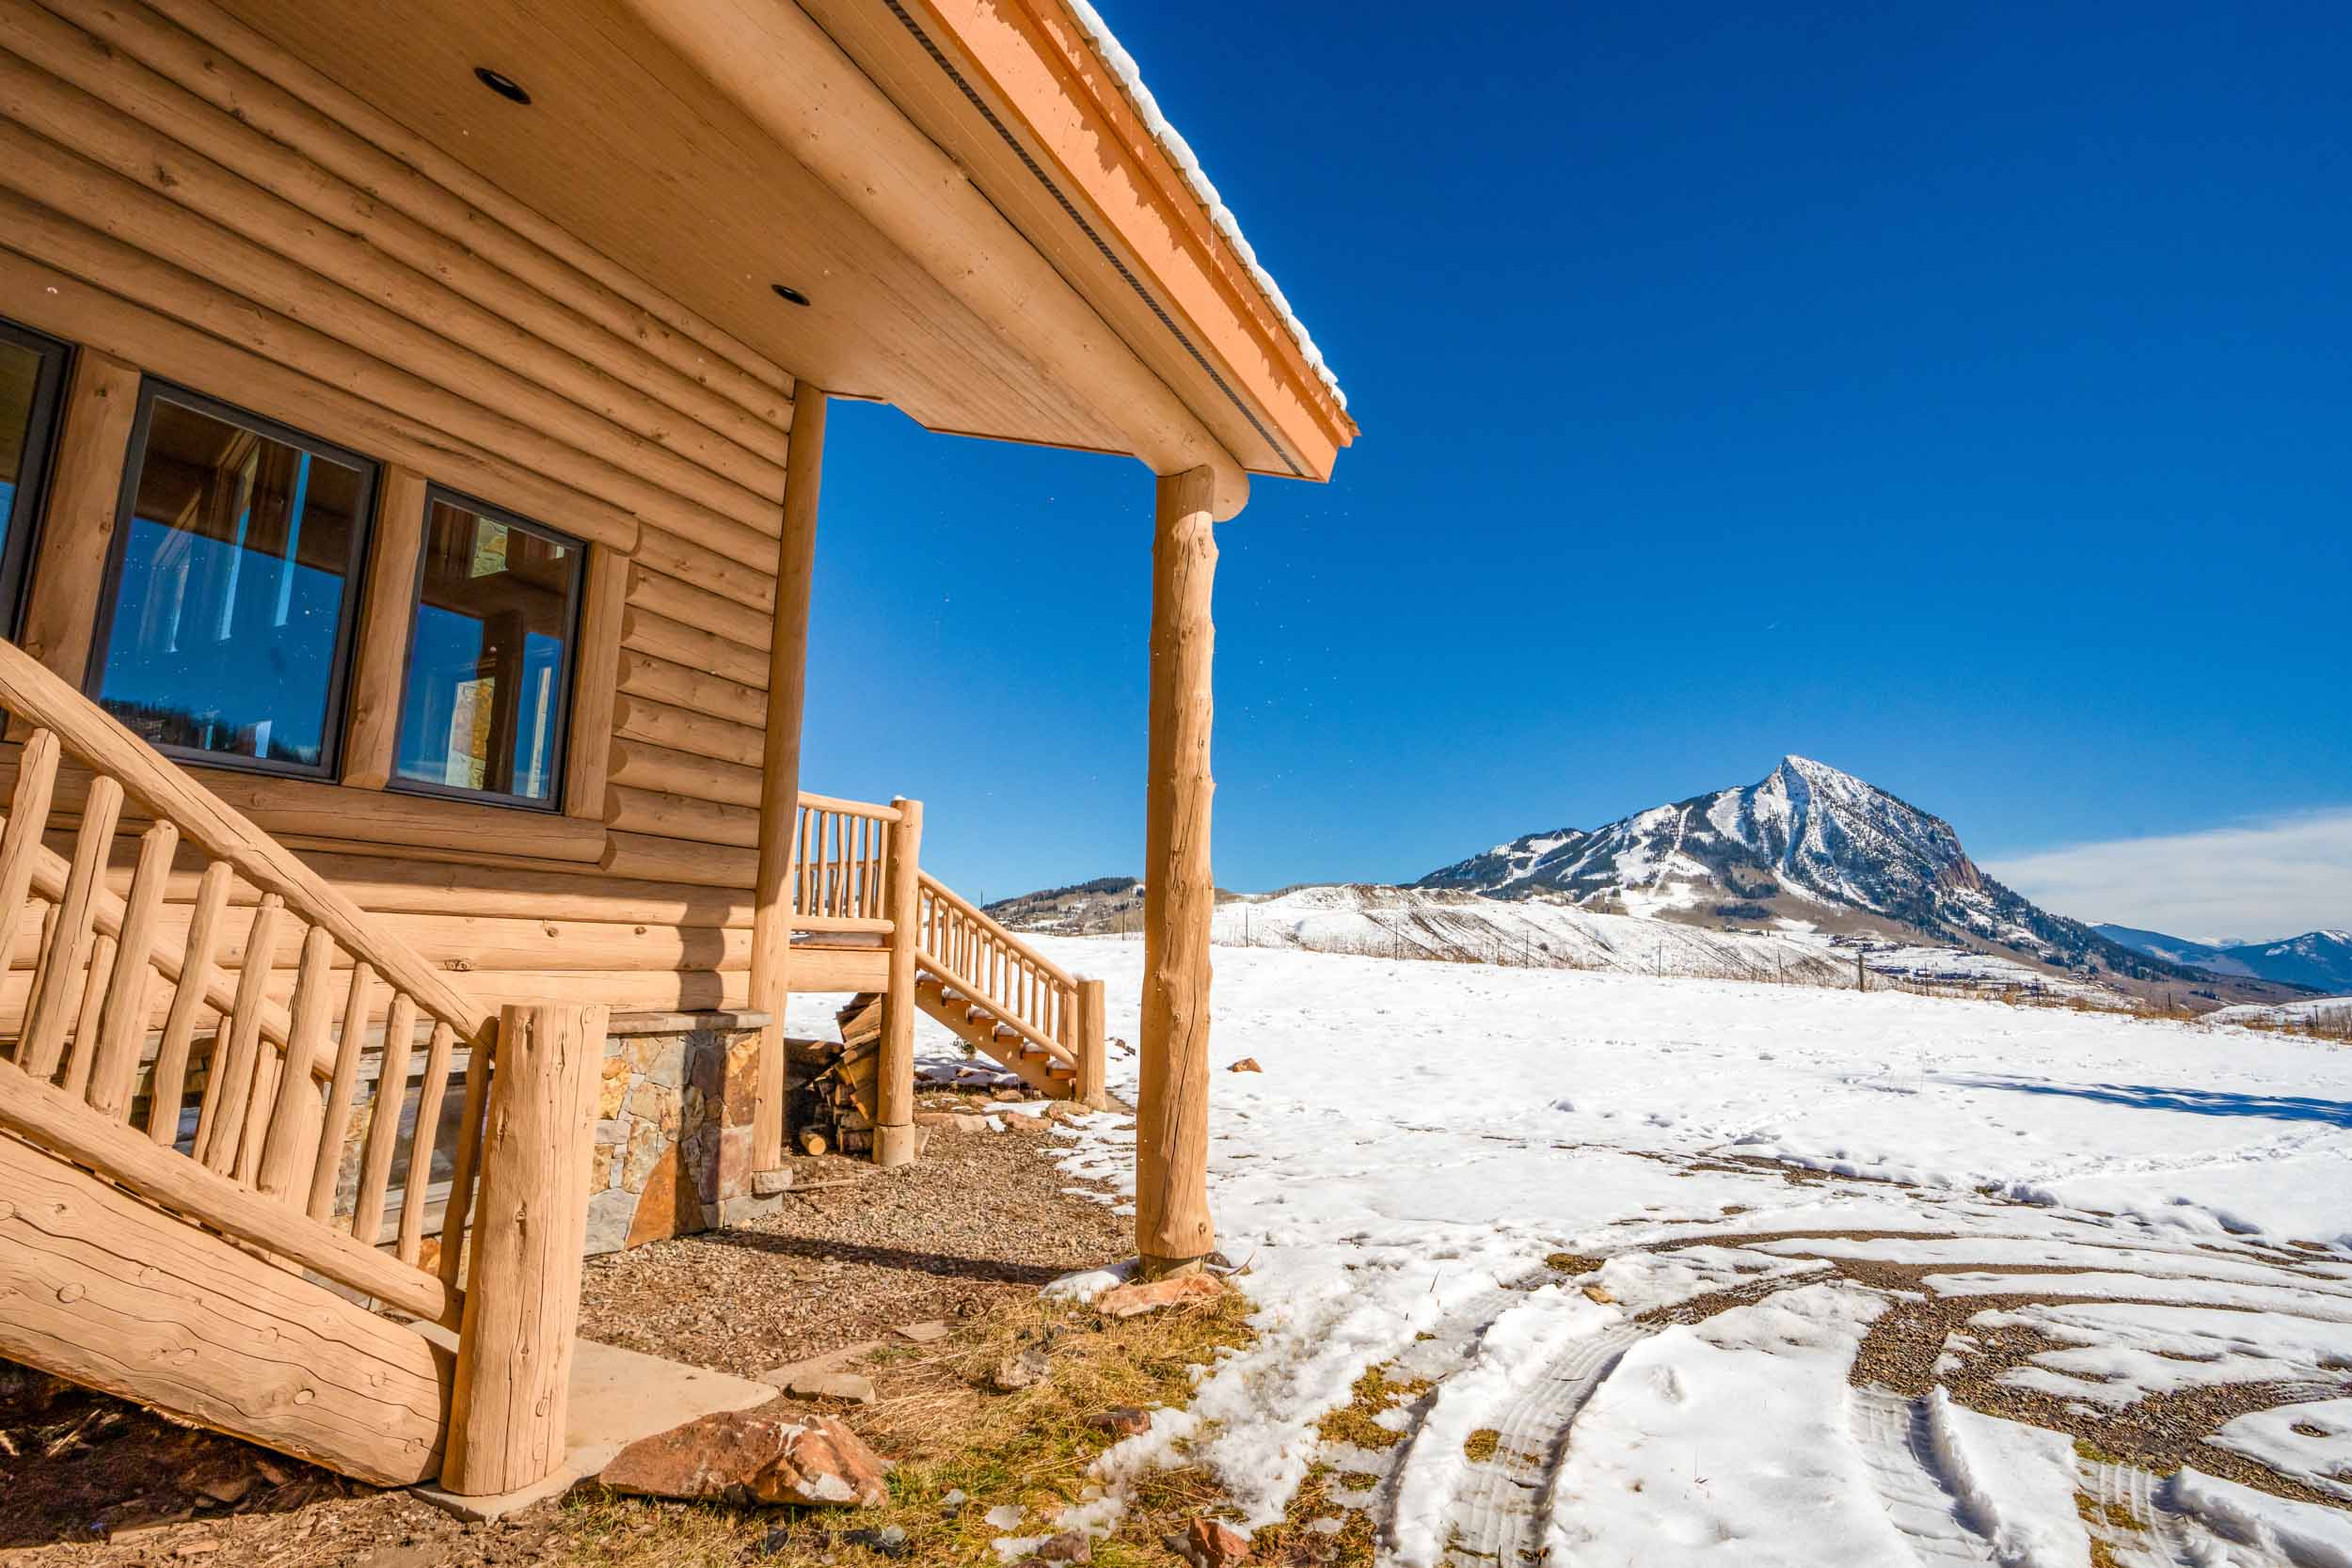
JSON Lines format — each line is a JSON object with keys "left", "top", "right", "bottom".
{"left": 1417, "top": 755, "right": 2252, "bottom": 990}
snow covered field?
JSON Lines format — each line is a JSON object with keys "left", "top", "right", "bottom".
{"left": 961, "top": 940, "right": 2352, "bottom": 1566}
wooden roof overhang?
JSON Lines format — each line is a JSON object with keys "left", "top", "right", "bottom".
{"left": 199, "top": 0, "right": 1354, "bottom": 519}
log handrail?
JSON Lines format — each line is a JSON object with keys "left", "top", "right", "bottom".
{"left": 797, "top": 790, "right": 900, "bottom": 823}
{"left": 0, "top": 640, "right": 483, "bottom": 1035}
{"left": 915, "top": 872, "right": 1077, "bottom": 990}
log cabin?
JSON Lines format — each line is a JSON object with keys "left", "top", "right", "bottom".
{"left": 0, "top": 0, "right": 1352, "bottom": 1496}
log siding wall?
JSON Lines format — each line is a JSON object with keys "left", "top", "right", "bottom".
{"left": 0, "top": 0, "right": 811, "bottom": 1018}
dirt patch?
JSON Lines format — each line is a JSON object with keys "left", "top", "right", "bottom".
{"left": 580, "top": 1115, "right": 1129, "bottom": 1376}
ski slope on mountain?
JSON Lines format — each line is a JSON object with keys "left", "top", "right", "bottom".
{"left": 1009, "top": 938, "right": 2352, "bottom": 1567}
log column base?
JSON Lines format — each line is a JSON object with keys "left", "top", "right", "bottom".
{"left": 1136, "top": 1253, "right": 1213, "bottom": 1282}
{"left": 873, "top": 1122, "right": 916, "bottom": 1167}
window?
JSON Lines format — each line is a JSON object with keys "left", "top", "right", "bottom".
{"left": 89, "top": 385, "right": 374, "bottom": 776}
{"left": 390, "top": 489, "right": 580, "bottom": 808}
{"left": 0, "top": 319, "right": 70, "bottom": 634}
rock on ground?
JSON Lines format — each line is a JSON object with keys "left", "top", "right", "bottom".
{"left": 599, "top": 1406, "right": 888, "bottom": 1508}
{"left": 1097, "top": 1273, "right": 1229, "bottom": 1319}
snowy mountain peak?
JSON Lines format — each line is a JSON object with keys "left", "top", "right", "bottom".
{"left": 1416, "top": 757, "right": 2207, "bottom": 988}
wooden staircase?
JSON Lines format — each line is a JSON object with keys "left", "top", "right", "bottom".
{"left": 911, "top": 872, "right": 1104, "bottom": 1104}
{"left": 911, "top": 971, "right": 1078, "bottom": 1096}
{"left": 0, "top": 636, "right": 597, "bottom": 1497}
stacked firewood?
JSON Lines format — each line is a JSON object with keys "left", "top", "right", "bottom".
{"left": 787, "top": 993, "right": 883, "bottom": 1157}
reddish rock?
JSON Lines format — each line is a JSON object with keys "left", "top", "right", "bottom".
{"left": 624, "top": 1145, "right": 687, "bottom": 1248}
{"left": 1186, "top": 1517, "right": 1252, "bottom": 1568}
{"left": 1096, "top": 1272, "right": 1228, "bottom": 1319}
{"left": 1035, "top": 1531, "right": 1093, "bottom": 1562}
{"left": 720, "top": 1036, "right": 763, "bottom": 1126}
{"left": 1089, "top": 1406, "right": 1152, "bottom": 1438}
{"left": 600, "top": 1407, "right": 887, "bottom": 1507}
{"left": 1227, "top": 1058, "right": 1263, "bottom": 1073}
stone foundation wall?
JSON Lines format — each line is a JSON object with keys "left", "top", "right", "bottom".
{"left": 583, "top": 1011, "right": 780, "bottom": 1257}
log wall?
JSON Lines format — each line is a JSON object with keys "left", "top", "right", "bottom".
{"left": 0, "top": 0, "right": 824, "bottom": 1018}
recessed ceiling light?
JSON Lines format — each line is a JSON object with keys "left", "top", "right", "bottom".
{"left": 473, "top": 67, "right": 532, "bottom": 104}
{"left": 771, "top": 284, "right": 812, "bottom": 308}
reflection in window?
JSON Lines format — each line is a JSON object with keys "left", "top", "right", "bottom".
{"left": 393, "top": 494, "right": 579, "bottom": 805}
{"left": 93, "top": 389, "right": 371, "bottom": 772}
{"left": 0, "top": 321, "right": 69, "bottom": 631}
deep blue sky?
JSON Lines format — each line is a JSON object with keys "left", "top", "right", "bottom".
{"left": 802, "top": 1, "right": 2351, "bottom": 918}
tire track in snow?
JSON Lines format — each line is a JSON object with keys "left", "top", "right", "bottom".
{"left": 2080, "top": 1459, "right": 2208, "bottom": 1568}
{"left": 1404, "top": 1325, "right": 1641, "bottom": 1568}
{"left": 1851, "top": 1386, "right": 2002, "bottom": 1564}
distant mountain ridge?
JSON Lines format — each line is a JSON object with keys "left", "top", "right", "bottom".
{"left": 2096, "top": 925, "right": 2352, "bottom": 996}
{"left": 1416, "top": 755, "right": 2282, "bottom": 995}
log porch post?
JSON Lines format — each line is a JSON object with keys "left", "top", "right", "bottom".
{"left": 442, "top": 1002, "right": 606, "bottom": 1497}
{"left": 749, "top": 385, "right": 827, "bottom": 1175}
{"left": 875, "top": 795, "right": 922, "bottom": 1166}
{"left": 1136, "top": 466, "right": 1221, "bottom": 1275}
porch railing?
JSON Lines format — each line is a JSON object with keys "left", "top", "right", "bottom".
{"left": 0, "top": 636, "right": 603, "bottom": 1497}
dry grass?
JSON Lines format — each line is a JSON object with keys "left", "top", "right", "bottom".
{"left": 1314, "top": 1366, "right": 1433, "bottom": 1452}
{"left": 1461, "top": 1430, "right": 1501, "bottom": 1464}
{"left": 550, "top": 1285, "right": 1261, "bottom": 1568}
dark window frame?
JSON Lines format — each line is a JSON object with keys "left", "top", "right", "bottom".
{"left": 0, "top": 318, "right": 73, "bottom": 637}
{"left": 384, "top": 483, "right": 585, "bottom": 814}
{"left": 86, "top": 379, "right": 380, "bottom": 782}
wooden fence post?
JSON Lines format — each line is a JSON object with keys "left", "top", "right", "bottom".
{"left": 875, "top": 798, "right": 922, "bottom": 1167}
{"left": 440, "top": 1003, "right": 605, "bottom": 1497}
{"left": 1075, "top": 978, "right": 1108, "bottom": 1111}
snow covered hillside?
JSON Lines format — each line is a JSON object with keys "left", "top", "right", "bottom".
{"left": 1204, "top": 882, "right": 2121, "bottom": 1003}
{"left": 2098, "top": 926, "right": 2352, "bottom": 996}
{"left": 1007, "top": 940, "right": 2352, "bottom": 1567}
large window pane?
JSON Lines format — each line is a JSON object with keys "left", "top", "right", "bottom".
{"left": 93, "top": 388, "right": 372, "bottom": 773}
{"left": 0, "top": 321, "right": 70, "bottom": 632}
{"left": 392, "top": 494, "right": 580, "bottom": 806}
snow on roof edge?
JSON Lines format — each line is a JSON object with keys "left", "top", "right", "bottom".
{"left": 1063, "top": 1, "right": 1350, "bottom": 415}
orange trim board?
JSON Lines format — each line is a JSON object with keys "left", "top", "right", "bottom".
{"left": 902, "top": 0, "right": 1357, "bottom": 479}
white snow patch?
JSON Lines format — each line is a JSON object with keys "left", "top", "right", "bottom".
{"left": 2170, "top": 1467, "right": 2352, "bottom": 1566}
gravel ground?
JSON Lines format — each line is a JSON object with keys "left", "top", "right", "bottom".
{"left": 580, "top": 1108, "right": 1130, "bottom": 1377}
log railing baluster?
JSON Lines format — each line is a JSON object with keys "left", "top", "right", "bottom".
{"left": 199, "top": 894, "right": 283, "bottom": 1173}
{"left": 437, "top": 1025, "right": 494, "bottom": 1300}
{"left": 308, "top": 961, "right": 374, "bottom": 1222}
{"left": 397, "top": 1021, "right": 457, "bottom": 1266}
{"left": 150, "top": 863, "right": 232, "bottom": 1145}
{"left": 0, "top": 727, "right": 61, "bottom": 969}
{"left": 258, "top": 926, "right": 336, "bottom": 1204}
{"left": 352, "top": 992, "right": 419, "bottom": 1245}
{"left": 23, "top": 775, "right": 123, "bottom": 1076}
{"left": 61, "top": 932, "right": 117, "bottom": 1098}
{"left": 87, "top": 821, "right": 179, "bottom": 1119}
